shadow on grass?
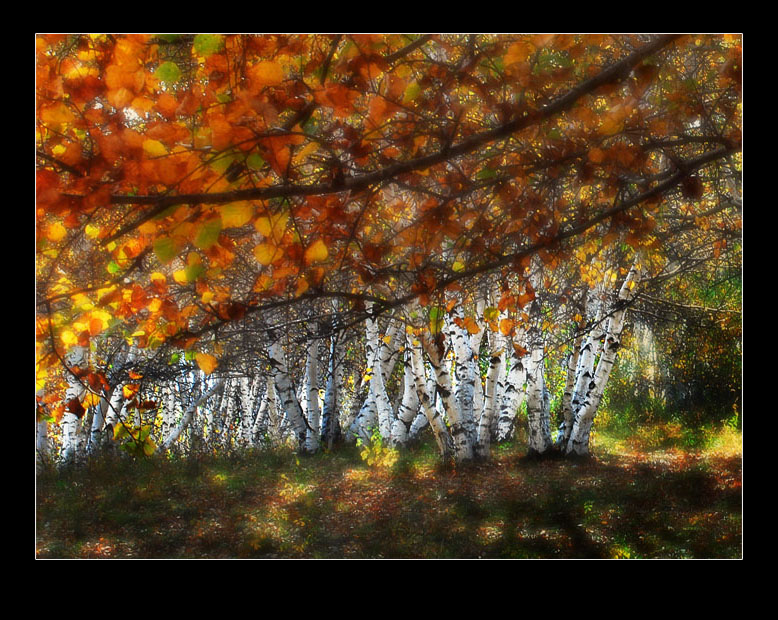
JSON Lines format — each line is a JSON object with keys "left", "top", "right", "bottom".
{"left": 36, "top": 438, "right": 741, "bottom": 559}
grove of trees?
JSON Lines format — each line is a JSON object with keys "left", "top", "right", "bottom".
{"left": 35, "top": 34, "right": 742, "bottom": 468}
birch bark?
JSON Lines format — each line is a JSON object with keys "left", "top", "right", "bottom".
{"left": 566, "top": 260, "right": 642, "bottom": 456}
{"left": 161, "top": 378, "right": 225, "bottom": 450}
{"left": 303, "top": 338, "right": 321, "bottom": 453}
{"left": 496, "top": 330, "right": 529, "bottom": 442}
{"left": 424, "top": 336, "right": 474, "bottom": 462}
{"left": 555, "top": 332, "right": 583, "bottom": 449}
{"left": 525, "top": 333, "right": 553, "bottom": 456}
{"left": 410, "top": 335, "right": 452, "bottom": 459}
{"left": 447, "top": 301, "right": 477, "bottom": 445}
{"left": 60, "top": 346, "right": 87, "bottom": 464}
{"left": 321, "top": 325, "right": 342, "bottom": 449}
{"left": 476, "top": 326, "right": 506, "bottom": 459}
{"left": 390, "top": 335, "right": 420, "bottom": 447}
{"left": 267, "top": 338, "right": 309, "bottom": 450}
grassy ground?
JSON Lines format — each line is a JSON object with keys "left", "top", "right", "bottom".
{"left": 35, "top": 424, "right": 742, "bottom": 559}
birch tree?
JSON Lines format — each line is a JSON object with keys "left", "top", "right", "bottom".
{"left": 35, "top": 34, "right": 741, "bottom": 465}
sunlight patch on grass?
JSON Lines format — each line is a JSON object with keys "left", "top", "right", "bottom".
{"left": 343, "top": 467, "right": 371, "bottom": 483}
{"left": 702, "top": 425, "right": 742, "bottom": 459}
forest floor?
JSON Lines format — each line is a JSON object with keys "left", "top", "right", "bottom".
{"left": 35, "top": 423, "right": 742, "bottom": 559}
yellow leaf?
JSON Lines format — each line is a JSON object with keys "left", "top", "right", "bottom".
{"left": 46, "top": 222, "right": 67, "bottom": 242}
{"left": 60, "top": 330, "right": 77, "bottom": 346}
{"left": 254, "top": 242, "right": 281, "bottom": 266}
{"left": 254, "top": 211, "right": 288, "bottom": 240}
{"left": 196, "top": 353, "right": 218, "bottom": 375}
{"left": 142, "top": 139, "right": 168, "bottom": 158}
{"left": 304, "top": 239, "right": 329, "bottom": 265}
{"left": 220, "top": 202, "right": 254, "bottom": 228}
{"left": 85, "top": 223, "right": 101, "bottom": 239}
{"left": 83, "top": 391, "right": 102, "bottom": 408}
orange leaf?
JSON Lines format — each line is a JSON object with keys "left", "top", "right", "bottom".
{"left": 196, "top": 353, "right": 218, "bottom": 375}
{"left": 499, "top": 318, "right": 516, "bottom": 336}
{"left": 463, "top": 317, "right": 481, "bottom": 335}
{"left": 248, "top": 60, "right": 284, "bottom": 90}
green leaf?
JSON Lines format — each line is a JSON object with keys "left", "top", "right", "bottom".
{"left": 484, "top": 306, "right": 499, "bottom": 321}
{"left": 113, "top": 423, "right": 130, "bottom": 440}
{"left": 194, "top": 217, "right": 222, "bottom": 250}
{"left": 193, "top": 34, "right": 224, "bottom": 57}
{"left": 153, "top": 237, "right": 178, "bottom": 263}
{"left": 428, "top": 306, "right": 444, "bottom": 335}
{"left": 107, "top": 261, "right": 120, "bottom": 274}
{"left": 184, "top": 261, "right": 205, "bottom": 282}
{"left": 246, "top": 152, "right": 266, "bottom": 170}
{"left": 403, "top": 81, "right": 421, "bottom": 104}
{"left": 155, "top": 61, "right": 182, "bottom": 84}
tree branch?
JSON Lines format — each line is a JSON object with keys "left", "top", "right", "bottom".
{"left": 103, "top": 34, "right": 682, "bottom": 245}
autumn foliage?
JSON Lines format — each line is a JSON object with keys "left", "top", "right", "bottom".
{"left": 36, "top": 34, "right": 741, "bottom": 444}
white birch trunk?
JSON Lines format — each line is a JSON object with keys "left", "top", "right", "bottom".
{"left": 351, "top": 305, "right": 401, "bottom": 443}
{"left": 424, "top": 336, "right": 474, "bottom": 462}
{"left": 390, "top": 335, "right": 420, "bottom": 447}
{"left": 496, "top": 331, "right": 529, "bottom": 442}
{"left": 267, "top": 338, "right": 309, "bottom": 450}
{"left": 476, "top": 327, "right": 506, "bottom": 459}
{"left": 254, "top": 374, "right": 284, "bottom": 445}
{"left": 303, "top": 338, "right": 321, "bottom": 453}
{"left": 238, "top": 376, "right": 255, "bottom": 447}
{"left": 87, "top": 393, "right": 109, "bottom": 454}
{"left": 555, "top": 332, "right": 583, "bottom": 449}
{"left": 251, "top": 387, "right": 270, "bottom": 444}
{"left": 36, "top": 388, "right": 50, "bottom": 465}
{"left": 351, "top": 306, "right": 381, "bottom": 442}
{"left": 447, "top": 301, "right": 477, "bottom": 444}
{"left": 470, "top": 298, "right": 487, "bottom": 417}
{"left": 566, "top": 260, "right": 642, "bottom": 456}
{"left": 161, "top": 378, "right": 225, "bottom": 450}
{"left": 60, "top": 346, "right": 87, "bottom": 464}
{"left": 321, "top": 325, "right": 342, "bottom": 449}
{"left": 410, "top": 335, "right": 452, "bottom": 459}
{"left": 525, "top": 337, "right": 553, "bottom": 456}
